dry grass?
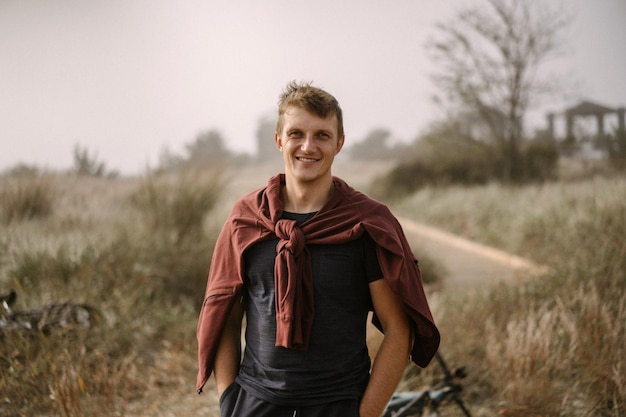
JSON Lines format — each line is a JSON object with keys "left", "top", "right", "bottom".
{"left": 482, "top": 282, "right": 626, "bottom": 416}
{"left": 1, "top": 167, "right": 220, "bottom": 416}
{"left": 1, "top": 162, "right": 624, "bottom": 416}
{"left": 398, "top": 174, "right": 626, "bottom": 416}
{"left": 0, "top": 173, "right": 55, "bottom": 224}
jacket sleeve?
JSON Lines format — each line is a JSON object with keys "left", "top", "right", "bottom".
{"left": 365, "top": 211, "right": 440, "bottom": 368}
{"left": 196, "top": 284, "right": 240, "bottom": 393}
{"left": 196, "top": 218, "right": 245, "bottom": 393}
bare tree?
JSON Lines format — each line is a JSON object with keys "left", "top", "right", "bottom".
{"left": 427, "top": 0, "right": 570, "bottom": 181}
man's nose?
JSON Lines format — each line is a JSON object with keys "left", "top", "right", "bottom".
{"left": 301, "top": 135, "right": 316, "bottom": 152}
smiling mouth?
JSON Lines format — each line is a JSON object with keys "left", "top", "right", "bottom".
{"left": 296, "top": 156, "right": 318, "bottom": 163}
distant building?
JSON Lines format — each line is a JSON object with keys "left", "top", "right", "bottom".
{"left": 545, "top": 100, "right": 625, "bottom": 159}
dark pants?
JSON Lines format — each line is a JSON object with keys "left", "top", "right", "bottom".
{"left": 219, "top": 382, "right": 360, "bottom": 417}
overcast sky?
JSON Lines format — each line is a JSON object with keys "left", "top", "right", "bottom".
{"left": 1, "top": 0, "right": 625, "bottom": 175}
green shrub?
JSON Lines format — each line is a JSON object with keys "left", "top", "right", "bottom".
{"left": 521, "top": 137, "right": 559, "bottom": 181}
{"left": 369, "top": 122, "right": 561, "bottom": 201}
{"left": 368, "top": 131, "right": 498, "bottom": 201}
{"left": 368, "top": 161, "right": 432, "bottom": 201}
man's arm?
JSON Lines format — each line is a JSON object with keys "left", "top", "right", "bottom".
{"left": 213, "top": 298, "right": 245, "bottom": 397}
{"left": 360, "top": 279, "right": 411, "bottom": 417}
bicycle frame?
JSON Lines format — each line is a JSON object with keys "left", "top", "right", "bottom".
{"left": 383, "top": 352, "right": 472, "bottom": 417}
{"left": 1, "top": 289, "right": 100, "bottom": 333}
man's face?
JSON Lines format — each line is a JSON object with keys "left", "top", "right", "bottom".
{"left": 275, "top": 106, "right": 344, "bottom": 186}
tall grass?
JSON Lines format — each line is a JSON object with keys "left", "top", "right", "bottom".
{"left": 2, "top": 164, "right": 624, "bottom": 416}
{"left": 0, "top": 173, "right": 55, "bottom": 224}
{"left": 0, "top": 168, "right": 222, "bottom": 416}
{"left": 397, "top": 175, "right": 626, "bottom": 416}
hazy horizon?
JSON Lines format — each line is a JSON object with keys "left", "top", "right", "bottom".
{"left": 2, "top": 0, "right": 625, "bottom": 175}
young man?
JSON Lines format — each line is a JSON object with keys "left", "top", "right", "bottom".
{"left": 197, "top": 81, "right": 439, "bottom": 417}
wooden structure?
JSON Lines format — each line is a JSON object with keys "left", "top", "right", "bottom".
{"left": 546, "top": 100, "right": 626, "bottom": 140}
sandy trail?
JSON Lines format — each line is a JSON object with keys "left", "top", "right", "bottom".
{"left": 398, "top": 217, "right": 547, "bottom": 291}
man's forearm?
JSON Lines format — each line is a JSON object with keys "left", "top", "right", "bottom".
{"left": 213, "top": 301, "right": 244, "bottom": 397}
{"left": 359, "top": 332, "right": 410, "bottom": 417}
{"left": 213, "top": 325, "right": 241, "bottom": 397}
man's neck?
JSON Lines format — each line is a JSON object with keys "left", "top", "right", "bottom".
{"left": 282, "top": 177, "right": 334, "bottom": 214}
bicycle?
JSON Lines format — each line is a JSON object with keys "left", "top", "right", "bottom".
{"left": 383, "top": 352, "right": 472, "bottom": 417}
{"left": 0, "top": 289, "right": 100, "bottom": 334}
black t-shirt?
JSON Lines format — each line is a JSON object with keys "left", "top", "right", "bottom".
{"left": 236, "top": 212, "right": 383, "bottom": 405}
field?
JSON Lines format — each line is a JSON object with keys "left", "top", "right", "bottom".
{"left": 1, "top": 162, "right": 624, "bottom": 416}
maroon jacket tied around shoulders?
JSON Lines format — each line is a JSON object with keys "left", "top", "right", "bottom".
{"left": 196, "top": 174, "right": 440, "bottom": 393}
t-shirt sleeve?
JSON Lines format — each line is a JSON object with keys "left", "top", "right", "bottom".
{"left": 364, "top": 232, "right": 383, "bottom": 283}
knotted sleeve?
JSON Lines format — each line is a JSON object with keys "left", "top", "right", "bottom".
{"left": 274, "top": 218, "right": 314, "bottom": 351}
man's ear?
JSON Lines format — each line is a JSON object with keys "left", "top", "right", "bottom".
{"left": 275, "top": 132, "right": 282, "bottom": 151}
{"left": 336, "top": 135, "right": 345, "bottom": 154}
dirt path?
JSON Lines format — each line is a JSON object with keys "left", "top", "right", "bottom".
{"left": 397, "top": 217, "right": 547, "bottom": 291}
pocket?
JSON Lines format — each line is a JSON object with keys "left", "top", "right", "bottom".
{"left": 219, "top": 381, "right": 239, "bottom": 405}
